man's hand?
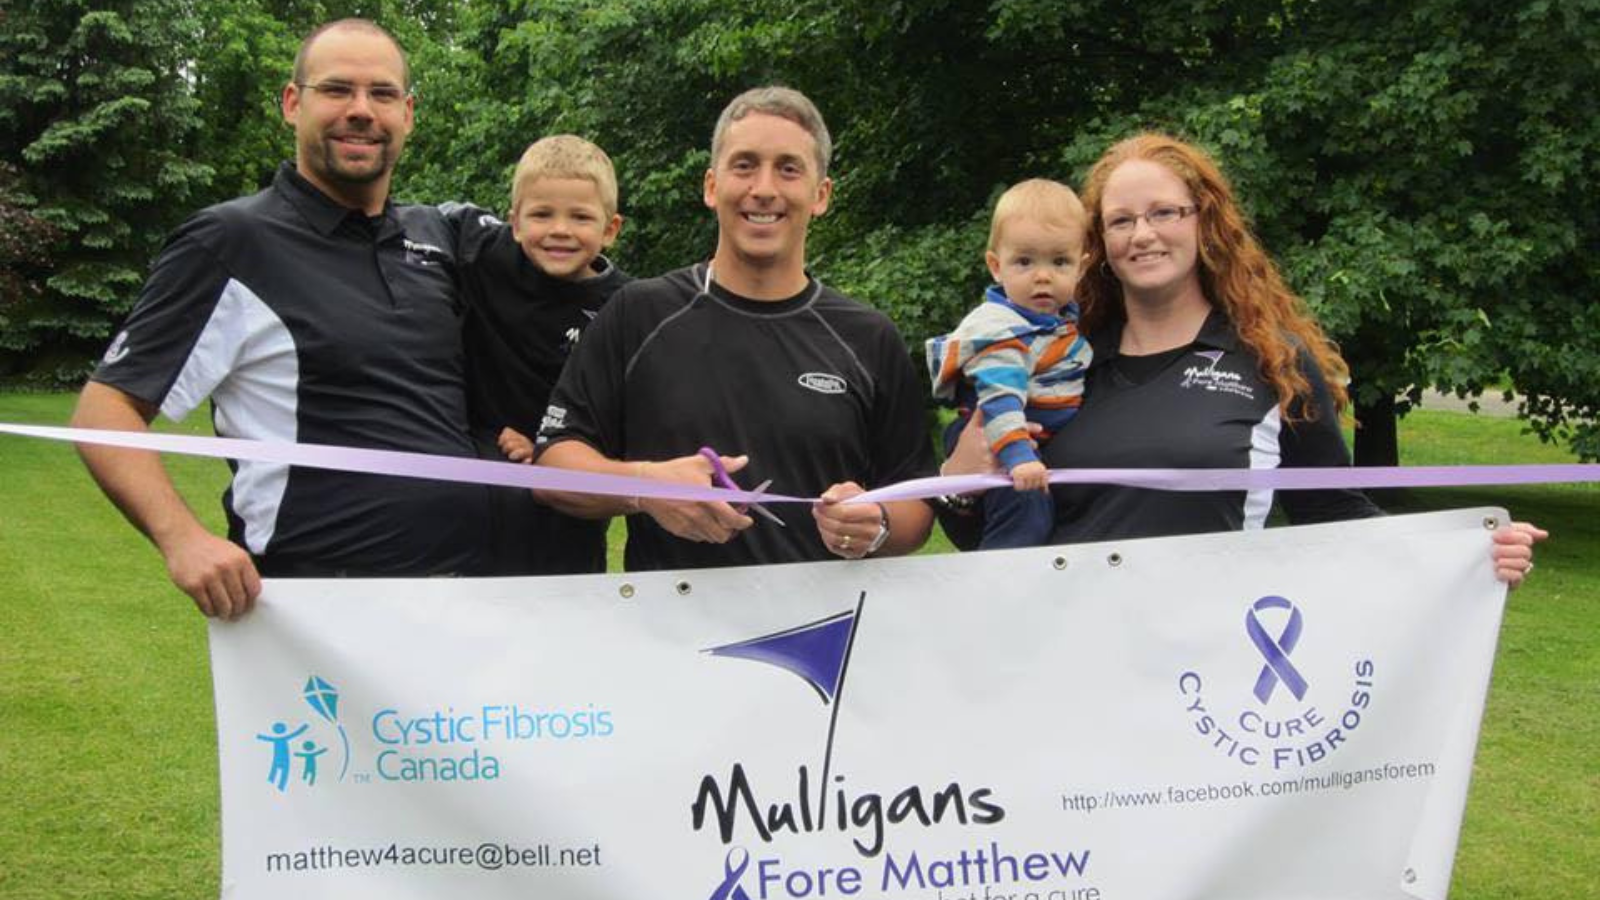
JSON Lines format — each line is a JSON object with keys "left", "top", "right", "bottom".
{"left": 814, "top": 482, "right": 884, "bottom": 559}
{"left": 636, "top": 453, "right": 754, "bottom": 543}
{"left": 498, "top": 427, "right": 535, "bottom": 463}
{"left": 1010, "top": 460, "right": 1049, "bottom": 493}
{"left": 160, "top": 525, "right": 262, "bottom": 619}
{"left": 941, "top": 411, "right": 998, "bottom": 477}
{"left": 73, "top": 380, "right": 261, "bottom": 619}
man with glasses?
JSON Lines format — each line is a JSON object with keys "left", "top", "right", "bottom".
{"left": 72, "top": 19, "right": 490, "bottom": 618}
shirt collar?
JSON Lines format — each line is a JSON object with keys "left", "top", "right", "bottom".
{"left": 273, "top": 162, "right": 398, "bottom": 239}
{"left": 1091, "top": 305, "right": 1239, "bottom": 363}
{"left": 983, "top": 285, "right": 1069, "bottom": 327}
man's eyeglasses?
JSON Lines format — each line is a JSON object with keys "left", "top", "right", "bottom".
{"left": 1104, "top": 205, "right": 1198, "bottom": 235}
{"left": 296, "top": 81, "right": 411, "bottom": 106}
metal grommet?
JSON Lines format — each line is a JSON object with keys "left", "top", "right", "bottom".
{"left": 675, "top": 580, "right": 693, "bottom": 595}
{"left": 1107, "top": 552, "right": 1123, "bottom": 567}
{"left": 1482, "top": 516, "right": 1499, "bottom": 530}
{"left": 1052, "top": 556, "right": 1068, "bottom": 570}
{"left": 618, "top": 583, "right": 635, "bottom": 599}
{"left": 1402, "top": 869, "right": 1417, "bottom": 885}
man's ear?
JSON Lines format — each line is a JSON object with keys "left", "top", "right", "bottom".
{"left": 281, "top": 81, "right": 300, "bottom": 124}
{"left": 810, "top": 176, "right": 833, "bottom": 216}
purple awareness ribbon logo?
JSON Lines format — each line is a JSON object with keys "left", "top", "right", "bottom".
{"left": 708, "top": 848, "right": 752, "bottom": 900}
{"left": 1247, "top": 596, "right": 1309, "bottom": 703}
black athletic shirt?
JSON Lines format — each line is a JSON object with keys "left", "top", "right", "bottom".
{"left": 445, "top": 203, "right": 630, "bottom": 444}
{"left": 539, "top": 264, "right": 936, "bottom": 571}
{"left": 943, "top": 308, "right": 1379, "bottom": 549}
{"left": 91, "top": 163, "right": 490, "bottom": 576}
{"left": 445, "top": 204, "right": 629, "bottom": 575}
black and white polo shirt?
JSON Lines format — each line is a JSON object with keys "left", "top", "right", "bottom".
{"left": 1039, "top": 309, "right": 1380, "bottom": 544}
{"left": 92, "top": 163, "right": 490, "bottom": 576}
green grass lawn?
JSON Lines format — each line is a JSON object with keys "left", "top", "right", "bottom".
{"left": 1, "top": 393, "right": 1593, "bottom": 899}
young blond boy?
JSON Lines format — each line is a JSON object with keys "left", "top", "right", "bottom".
{"left": 447, "top": 135, "right": 630, "bottom": 573}
{"left": 926, "top": 178, "right": 1092, "bottom": 549}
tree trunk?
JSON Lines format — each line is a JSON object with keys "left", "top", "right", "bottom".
{"left": 1352, "top": 392, "right": 1402, "bottom": 507}
{"left": 1353, "top": 392, "right": 1398, "bottom": 467}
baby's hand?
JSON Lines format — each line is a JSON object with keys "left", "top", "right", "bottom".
{"left": 1011, "top": 461, "right": 1049, "bottom": 493}
{"left": 498, "top": 427, "right": 535, "bottom": 463}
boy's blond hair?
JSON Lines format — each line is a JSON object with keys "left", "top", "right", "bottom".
{"left": 987, "top": 178, "right": 1086, "bottom": 251}
{"left": 509, "top": 135, "right": 619, "bottom": 217}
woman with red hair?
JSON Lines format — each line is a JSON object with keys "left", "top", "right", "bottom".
{"left": 939, "top": 133, "right": 1543, "bottom": 584}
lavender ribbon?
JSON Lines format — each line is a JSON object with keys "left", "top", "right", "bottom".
{"left": 853, "top": 464, "right": 1600, "bottom": 503}
{"left": 1247, "top": 596, "right": 1308, "bottom": 703}
{"left": 3, "top": 423, "right": 1597, "bottom": 504}
{"left": 708, "top": 848, "right": 752, "bottom": 900}
{"left": 0, "top": 424, "right": 803, "bottom": 505}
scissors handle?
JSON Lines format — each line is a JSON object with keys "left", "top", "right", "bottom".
{"left": 697, "top": 446, "right": 736, "bottom": 489}
{"left": 696, "top": 446, "right": 786, "bottom": 527}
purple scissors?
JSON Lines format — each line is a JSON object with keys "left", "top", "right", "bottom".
{"left": 698, "top": 446, "right": 785, "bottom": 527}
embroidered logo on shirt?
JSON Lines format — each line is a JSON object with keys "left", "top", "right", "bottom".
{"left": 1180, "top": 350, "right": 1256, "bottom": 400}
{"left": 797, "top": 372, "right": 847, "bottom": 395}
{"left": 403, "top": 239, "right": 447, "bottom": 267}
{"left": 102, "top": 330, "right": 131, "bottom": 365}
{"left": 536, "top": 405, "right": 568, "bottom": 444}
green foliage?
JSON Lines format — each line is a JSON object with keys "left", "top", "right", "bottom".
{"left": 0, "top": 0, "right": 213, "bottom": 384}
{"left": 186, "top": 0, "right": 299, "bottom": 199}
{"left": 2, "top": 0, "right": 1596, "bottom": 455}
{"left": 0, "top": 164, "right": 60, "bottom": 364}
{"left": 818, "top": 211, "right": 993, "bottom": 353}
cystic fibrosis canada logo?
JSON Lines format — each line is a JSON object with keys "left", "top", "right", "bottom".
{"left": 1176, "top": 596, "right": 1378, "bottom": 771}
{"left": 255, "top": 675, "right": 352, "bottom": 793}
{"left": 690, "top": 593, "right": 1005, "bottom": 862}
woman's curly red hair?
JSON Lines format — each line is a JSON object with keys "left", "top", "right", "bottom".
{"left": 1078, "top": 133, "right": 1350, "bottom": 420}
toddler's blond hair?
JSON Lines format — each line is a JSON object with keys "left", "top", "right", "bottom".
{"left": 987, "top": 178, "right": 1086, "bottom": 251}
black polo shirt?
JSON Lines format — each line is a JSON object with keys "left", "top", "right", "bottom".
{"left": 444, "top": 203, "right": 630, "bottom": 575}
{"left": 445, "top": 203, "right": 630, "bottom": 445}
{"left": 539, "top": 264, "right": 936, "bottom": 572}
{"left": 92, "top": 163, "right": 490, "bottom": 576}
{"left": 940, "top": 309, "right": 1380, "bottom": 550}
{"left": 1040, "top": 309, "right": 1380, "bottom": 543}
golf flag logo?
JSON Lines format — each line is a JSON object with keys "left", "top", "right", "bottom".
{"left": 704, "top": 594, "right": 863, "bottom": 822}
{"left": 693, "top": 589, "right": 1007, "bottom": 866}
{"left": 706, "top": 607, "right": 858, "bottom": 705}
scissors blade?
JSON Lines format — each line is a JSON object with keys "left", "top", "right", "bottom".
{"left": 699, "top": 447, "right": 785, "bottom": 527}
{"left": 744, "top": 478, "right": 786, "bottom": 527}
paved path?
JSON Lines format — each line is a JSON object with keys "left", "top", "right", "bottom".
{"left": 1418, "top": 389, "right": 1520, "bottom": 418}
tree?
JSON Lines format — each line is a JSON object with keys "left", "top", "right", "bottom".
{"left": 0, "top": 0, "right": 213, "bottom": 383}
{"left": 987, "top": 0, "right": 1600, "bottom": 461}
{"left": 9, "top": 0, "right": 1597, "bottom": 458}
{"left": 385, "top": 0, "right": 1598, "bottom": 459}
{"left": 0, "top": 163, "right": 61, "bottom": 348}
{"left": 185, "top": 0, "right": 299, "bottom": 200}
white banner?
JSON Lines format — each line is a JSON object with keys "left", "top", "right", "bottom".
{"left": 210, "top": 508, "right": 1509, "bottom": 900}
